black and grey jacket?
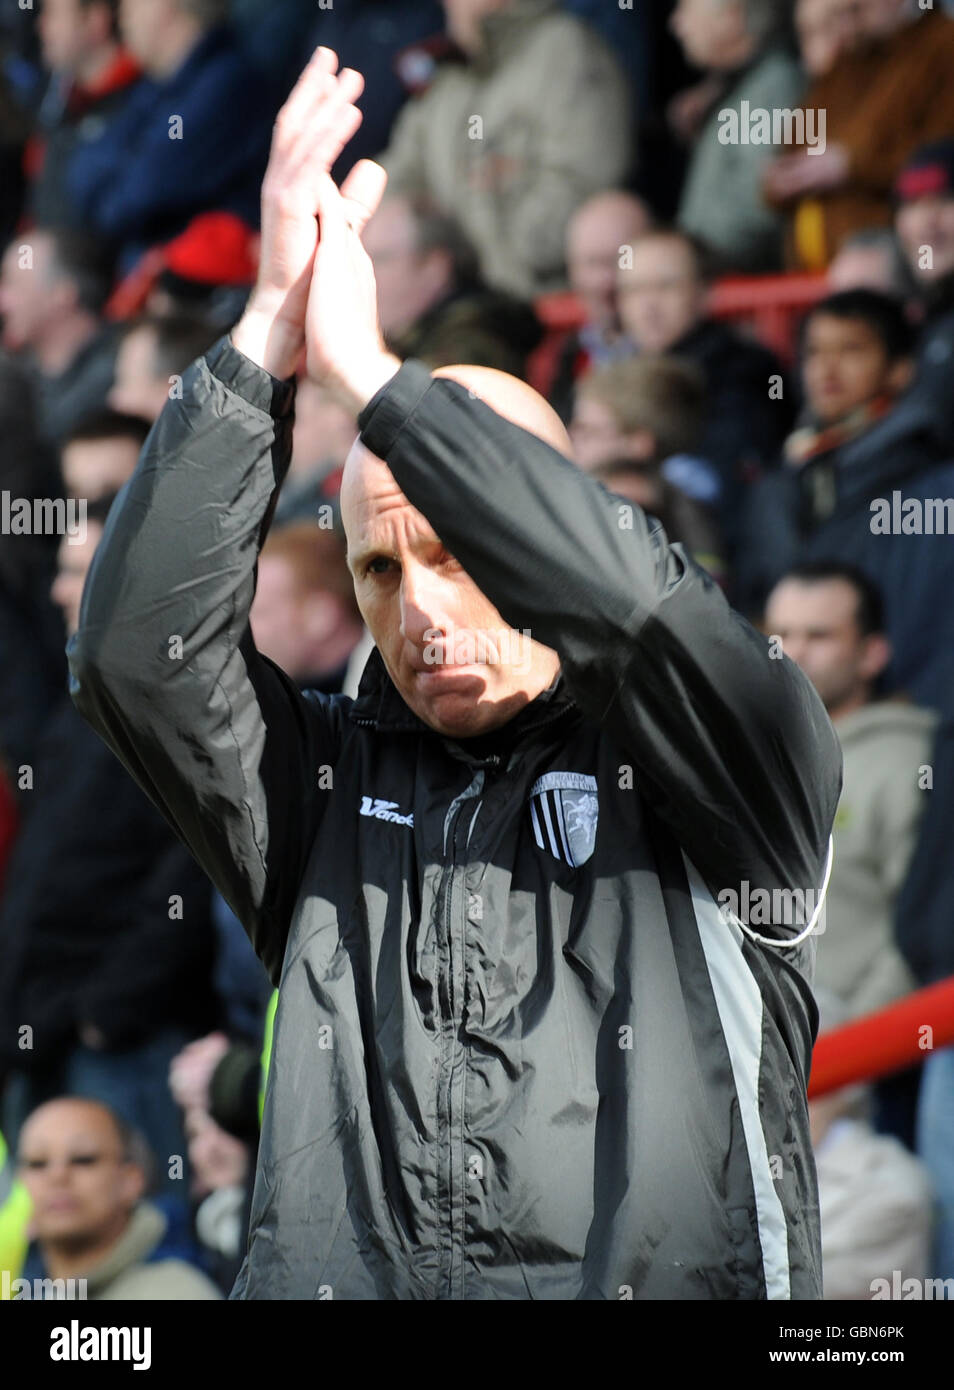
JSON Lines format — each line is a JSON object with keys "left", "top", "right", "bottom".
{"left": 68, "top": 337, "right": 842, "bottom": 1300}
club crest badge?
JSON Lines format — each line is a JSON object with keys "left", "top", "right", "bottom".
{"left": 529, "top": 772, "right": 599, "bottom": 867}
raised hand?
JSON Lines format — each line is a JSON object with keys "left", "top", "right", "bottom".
{"left": 304, "top": 169, "right": 400, "bottom": 412}
{"left": 232, "top": 48, "right": 368, "bottom": 379}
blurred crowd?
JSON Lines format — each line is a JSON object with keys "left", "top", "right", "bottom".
{"left": 1, "top": 0, "right": 954, "bottom": 1300}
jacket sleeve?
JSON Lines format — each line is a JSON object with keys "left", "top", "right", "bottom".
{"left": 358, "top": 361, "right": 842, "bottom": 940}
{"left": 68, "top": 335, "right": 342, "bottom": 984}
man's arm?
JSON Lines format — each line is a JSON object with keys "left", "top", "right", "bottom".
{"left": 357, "top": 363, "right": 842, "bottom": 936}
{"left": 68, "top": 338, "right": 339, "bottom": 982}
{"left": 69, "top": 51, "right": 383, "bottom": 981}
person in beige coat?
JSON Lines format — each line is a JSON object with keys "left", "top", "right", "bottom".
{"left": 810, "top": 991, "right": 934, "bottom": 1301}
{"left": 15, "top": 1097, "right": 220, "bottom": 1299}
{"left": 765, "top": 562, "right": 937, "bottom": 1020}
{"left": 379, "top": 0, "right": 632, "bottom": 300}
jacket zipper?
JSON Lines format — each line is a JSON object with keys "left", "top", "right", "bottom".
{"left": 434, "top": 758, "right": 501, "bottom": 1299}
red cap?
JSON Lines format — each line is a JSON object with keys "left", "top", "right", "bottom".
{"left": 163, "top": 212, "right": 260, "bottom": 287}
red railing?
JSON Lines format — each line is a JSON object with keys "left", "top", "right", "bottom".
{"left": 809, "top": 976, "right": 954, "bottom": 1098}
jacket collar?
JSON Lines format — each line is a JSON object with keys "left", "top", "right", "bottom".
{"left": 348, "top": 644, "right": 576, "bottom": 750}
{"left": 77, "top": 1201, "right": 165, "bottom": 1294}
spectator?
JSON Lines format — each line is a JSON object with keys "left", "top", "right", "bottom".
{"left": 108, "top": 313, "right": 218, "bottom": 422}
{"left": 764, "top": 1, "right": 954, "bottom": 269}
{"left": 288, "top": 0, "right": 445, "bottom": 182}
{"left": 545, "top": 188, "right": 653, "bottom": 421}
{"left": 894, "top": 717, "right": 954, "bottom": 1280}
{"left": 0, "top": 226, "right": 117, "bottom": 444}
{"left": 764, "top": 563, "right": 933, "bottom": 1022}
{"left": 380, "top": 0, "right": 632, "bottom": 299}
{"left": 810, "top": 992, "right": 934, "bottom": 1301}
{"left": 0, "top": 346, "right": 63, "bottom": 782}
{"left": 569, "top": 355, "right": 725, "bottom": 580}
{"left": 616, "top": 227, "right": 791, "bottom": 548}
{"left": 168, "top": 1033, "right": 251, "bottom": 1292}
{"left": 182, "top": 1102, "right": 249, "bottom": 1292}
{"left": 362, "top": 193, "right": 541, "bottom": 378}
{"left": 0, "top": 1125, "right": 32, "bottom": 1292}
{"left": 106, "top": 210, "right": 258, "bottom": 328}
{"left": 251, "top": 523, "right": 365, "bottom": 695}
{"left": 59, "top": 407, "right": 149, "bottom": 500}
{"left": 0, "top": 489, "right": 216, "bottom": 1185}
{"left": 15, "top": 1098, "right": 220, "bottom": 1298}
{"left": 794, "top": 0, "right": 856, "bottom": 80}
{"left": 0, "top": 69, "right": 28, "bottom": 247}
{"left": 739, "top": 290, "right": 954, "bottom": 717}
{"left": 27, "top": 0, "right": 141, "bottom": 230}
{"left": 828, "top": 228, "right": 907, "bottom": 297}
{"left": 893, "top": 140, "right": 954, "bottom": 451}
{"left": 670, "top": 0, "right": 802, "bottom": 272}
{"left": 66, "top": 0, "right": 271, "bottom": 271}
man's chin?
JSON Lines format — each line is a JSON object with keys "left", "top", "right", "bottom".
{"left": 404, "top": 668, "right": 521, "bottom": 738}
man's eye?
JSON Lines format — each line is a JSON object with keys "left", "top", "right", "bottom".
{"left": 367, "top": 557, "right": 393, "bottom": 576}
{"left": 23, "top": 1158, "right": 47, "bottom": 1170}
{"left": 69, "top": 1154, "right": 100, "bottom": 1166}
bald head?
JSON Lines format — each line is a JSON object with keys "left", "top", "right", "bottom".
{"left": 566, "top": 191, "right": 654, "bottom": 333}
{"left": 341, "top": 364, "right": 571, "bottom": 528}
{"left": 340, "top": 365, "right": 564, "bottom": 738}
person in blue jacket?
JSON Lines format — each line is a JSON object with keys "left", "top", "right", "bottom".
{"left": 67, "top": 0, "right": 272, "bottom": 271}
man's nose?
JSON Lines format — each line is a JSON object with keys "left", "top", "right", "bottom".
{"left": 399, "top": 563, "right": 455, "bottom": 646}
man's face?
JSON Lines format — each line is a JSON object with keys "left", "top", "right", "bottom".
{"left": 896, "top": 195, "right": 954, "bottom": 284}
{"left": 362, "top": 200, "right": 452, "bottom": 341}
{"left": 570, "top": 392, "right": 629, "bottom": 471}
{"left": 0, "top": 234, "right": 67, "bottom": 353}
{"left": 39, "top": 0, "right": 104, "bottom": 74}
{"left": 617, "top": 237, "right": 705, "bottom": 354}
{"left": 801, "top": 313, "right": 903, "bottom": 424}
{"left": 566, "top": 197, "right": 652, "bottom": 334}
{"left": 796, "top": 0, "right": 856, "bottom": 77}
{"left": 670, "top": 0, "right": 747, "bottom": 69}
{"left": 342, "top": 444, "right": 560, "bottom": 738}
{"left": 109, "top": 327, "right": 167, "bottom": 421}
{"left": 17, "top": 1100, "right": 143, "bottom": 1247}
{"left": 764, "top": 578, "right": 885, "bottom": 714}
{"left": 119, "top": 0, "right": 173, "bottom": 65}
{"left": 441, "top": 0, "right": 506, "bottom": 55}
{"left": 61, "top": 435, "right": 142, "bottom": 501}
{"left": 51, "top": 521, "right": 102, "bottom": 637}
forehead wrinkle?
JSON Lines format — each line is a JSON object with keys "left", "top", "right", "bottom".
{"left": 347, "top": 489, "right": 441, "bottom": 569}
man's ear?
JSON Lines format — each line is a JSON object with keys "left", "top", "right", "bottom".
{"left": 119, "top": 1161, "right": 147, "bottom": 1210}
{"left": 886, "top": 356, "right": 914, "bottom": 396}
{"left": 859, "top": 631, "right": 892, "bottom": 684}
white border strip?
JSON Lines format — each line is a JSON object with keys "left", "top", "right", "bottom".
{"left": 681, "top": 851, "right": 792, "bottom": 1300}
